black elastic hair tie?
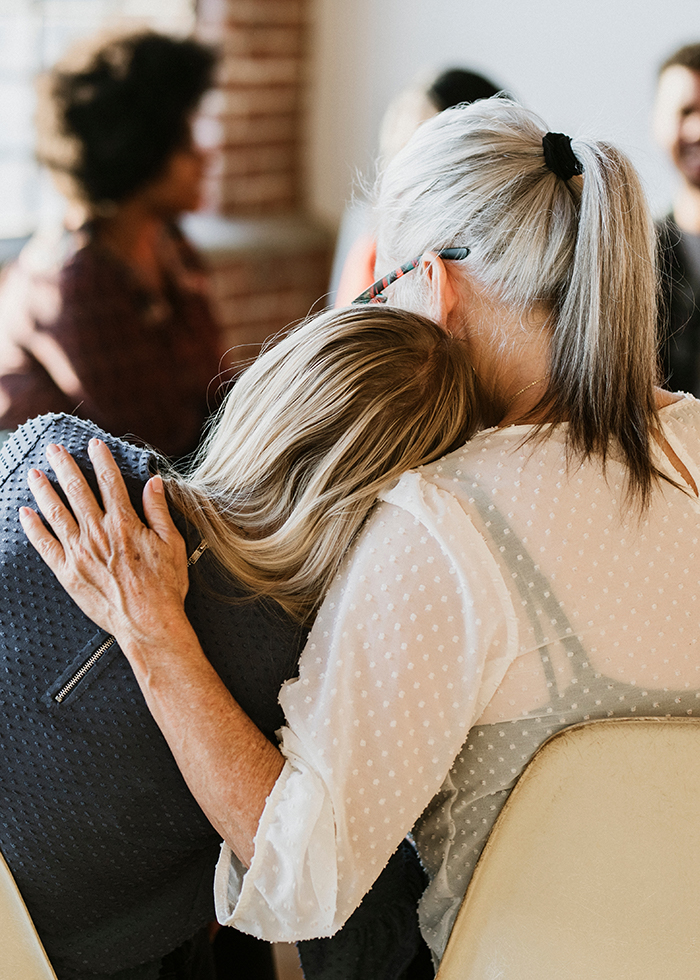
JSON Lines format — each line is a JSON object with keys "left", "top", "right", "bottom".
{"left": 542, "top": 132, "right": 583, "bottom": 181}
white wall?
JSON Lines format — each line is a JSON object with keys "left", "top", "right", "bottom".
{"left": 307, "top": 0, "right": 700, "bottom": 228}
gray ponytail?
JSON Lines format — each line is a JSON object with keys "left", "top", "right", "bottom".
{"left": 374, "top": 99, "right": 661, "bottom": 503}
{"left": 546, "top": 138, "right": 659, "bottom": 502}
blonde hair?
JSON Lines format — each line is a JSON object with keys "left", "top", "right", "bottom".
{"left": 167, "top": 306, "right": 476, "bottom": 621}
{"left": 374, "top": 98, "right": 661, "bottom": 503}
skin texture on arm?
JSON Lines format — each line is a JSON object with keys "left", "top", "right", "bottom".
{"left": 19, "top": 438, "right": 281, "bottom": 867}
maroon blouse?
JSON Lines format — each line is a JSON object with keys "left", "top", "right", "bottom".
{"left": 0, "top": 223, "right": 223, "bottom": 458}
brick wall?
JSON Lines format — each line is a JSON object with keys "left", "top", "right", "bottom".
{"left": 192, "top": 0, "right": 332, "bottom": 366}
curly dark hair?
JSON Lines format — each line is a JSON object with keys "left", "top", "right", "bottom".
{"left": 35, "top": 30, "right": 216, "bottom": 206}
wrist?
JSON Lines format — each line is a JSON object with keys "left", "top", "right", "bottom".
{"left": 115, "top": 610, "right": 200, "bottom": 673}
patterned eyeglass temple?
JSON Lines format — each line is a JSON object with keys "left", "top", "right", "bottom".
{"left": 352, "top": 247, "right": 470, "bottom": 305}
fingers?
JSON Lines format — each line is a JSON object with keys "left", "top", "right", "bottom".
{"left": 45, "top": 439, "right": 140, "bottom": 534}
{"left": 43, "top": 442, "right": 105, "bottom": 527}
{"left": 87, "top": 439, "right": 134, "bottom": 516}
{"left": 18, "top": 504, "right": 67, "bottom": 575}
{"left": 25, "top": 464, "right": 79, "bottom": 546}
{"left": 25, "top": 440, "right": 141, "bottom": 557}
{"left": 143, "top": 476, "right": 189, "bottom": 588}
{"left": 20, "top": 444, "right": 192, "bottom": 632}
{"left": 143, "top": 475, "right": 178, "bottom": 540}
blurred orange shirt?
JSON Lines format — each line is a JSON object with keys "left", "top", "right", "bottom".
{"left": 334, "top": 234, "right": 377, "bottom": 307}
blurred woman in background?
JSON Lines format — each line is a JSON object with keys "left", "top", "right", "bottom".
{"left": 0, "top": 30, "right": 223, "bottom": 459}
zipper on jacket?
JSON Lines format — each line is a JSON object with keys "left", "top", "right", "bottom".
{"left": 54, "top": 635, "right": 116, "bottom": 703}
{"left": 53, "top": 539, "right": 208, "bottom": 703}
{"left": 186, "top": 539, "right": 208, "bottom": 568}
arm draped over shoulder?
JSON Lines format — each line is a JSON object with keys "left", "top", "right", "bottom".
{"left": 215, "top": 471, "right": 519, "bottom": 940}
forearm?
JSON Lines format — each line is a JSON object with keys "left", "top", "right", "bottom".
{"left": 20, "top": 440, "right": 282, "bottom": 867}
{"left": 216, "top": 485, "right": 507, "bottom": 940}
{"left": 118, "top": 613, "right": 283, "bottom": 866}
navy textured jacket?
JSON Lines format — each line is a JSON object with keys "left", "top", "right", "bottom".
{"left": 0, "top": 414, "right": 306, "bottom": 980}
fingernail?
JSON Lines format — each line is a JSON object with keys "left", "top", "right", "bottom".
{"left": 150, "top": 474, "right": 164, "bottom": 493}
{"left": 88, "top": 438, "right": 102, "bottom": 450}
{"left": 27, "top": 468, "right": 42, "bottom": 482}
{"left": 18, "top": 506, "right": 31, "bottom": 520}
{"left": 46, "top": 443, "right": 60, "bottom": 458}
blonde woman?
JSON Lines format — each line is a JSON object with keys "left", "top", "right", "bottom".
{"left": 4, "top": 304, "right": 474, "bottom": 980}
{"left": 23, "top": 98, "right": 700, "bottom": 972}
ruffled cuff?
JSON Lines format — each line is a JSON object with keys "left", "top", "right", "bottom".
{"left": 214, "top": 737, "right": 340, "bottom": 941}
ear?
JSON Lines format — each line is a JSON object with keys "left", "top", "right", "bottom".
{"left": 421, "top": 252, "right": 459, "bottom": 324}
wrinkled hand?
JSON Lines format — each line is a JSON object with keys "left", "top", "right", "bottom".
{"left": 19, "top": 439, "right": 190, "bottom": 647}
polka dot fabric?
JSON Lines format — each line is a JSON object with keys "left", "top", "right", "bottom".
{"left": 218, "top": 397, "right": 700, "bottom": 962}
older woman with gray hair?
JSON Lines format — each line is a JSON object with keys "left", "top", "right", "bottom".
{"left": 23, "top": 98, "right": 700, "bottom": 970}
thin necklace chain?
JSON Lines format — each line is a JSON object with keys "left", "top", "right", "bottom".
{"left": 506, "top": 377, "right": 545, "bottom": 411}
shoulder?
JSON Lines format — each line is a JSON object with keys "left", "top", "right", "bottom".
{"left": 0, "top": 414, "right": 156, "bottom": 493}
{"left": 656, "top": 213, "right": 679, "bottom": 242}
{"left": 656, "top": 215, "right": 681, "bottom": 257}
{"left": 656, "top": 215, "right": 685, "bottom": 273}
{"left": 660, "top": 392, "right": 700, "bottom": 424}
{"left": 419, "top": 425, "right": 544, "bottom": 478}
{"left": 18, "top": 227, "right": 90, "bottom": 278}
{"left": 656, "top": 387, "right": 686, "bottom": 410}
{"left": 6, "top": 228, "right": 122, "bottom": 310}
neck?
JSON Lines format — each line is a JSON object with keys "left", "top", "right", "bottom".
{"left": 453, "top": 292, "right": 552, "bottom": 427}
{"left": 498, "top": 376, "right": 548, "bottom": 427}
{"left": 94, "top": 199, "right": 165, "bottom": 291}
{"left": 673, "top": 182, "right": 700, "bottom": 235}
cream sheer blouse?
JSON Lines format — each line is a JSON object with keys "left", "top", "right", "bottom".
{"left": 215, "top": 396, "right": 700, "bottom": 959}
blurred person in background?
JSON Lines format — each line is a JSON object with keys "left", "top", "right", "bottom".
{"left": 331, "top": 67, "right": 505, "bottom": 307}
{"left": 0, "top": 30, "right": 224, "bottom": 459}
{"left": 655, "top": 42, "right": 700, "bottom": 396}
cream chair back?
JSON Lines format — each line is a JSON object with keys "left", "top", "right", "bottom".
{"left": 436, "top": 717, "right": 700, "bottom": 980}
{"left": 0, "top": 850, "right": 57, "bottom": 980}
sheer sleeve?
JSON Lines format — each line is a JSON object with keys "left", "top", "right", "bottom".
{"left": 215, "top": 472, "right": 518, "bottom": 940}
